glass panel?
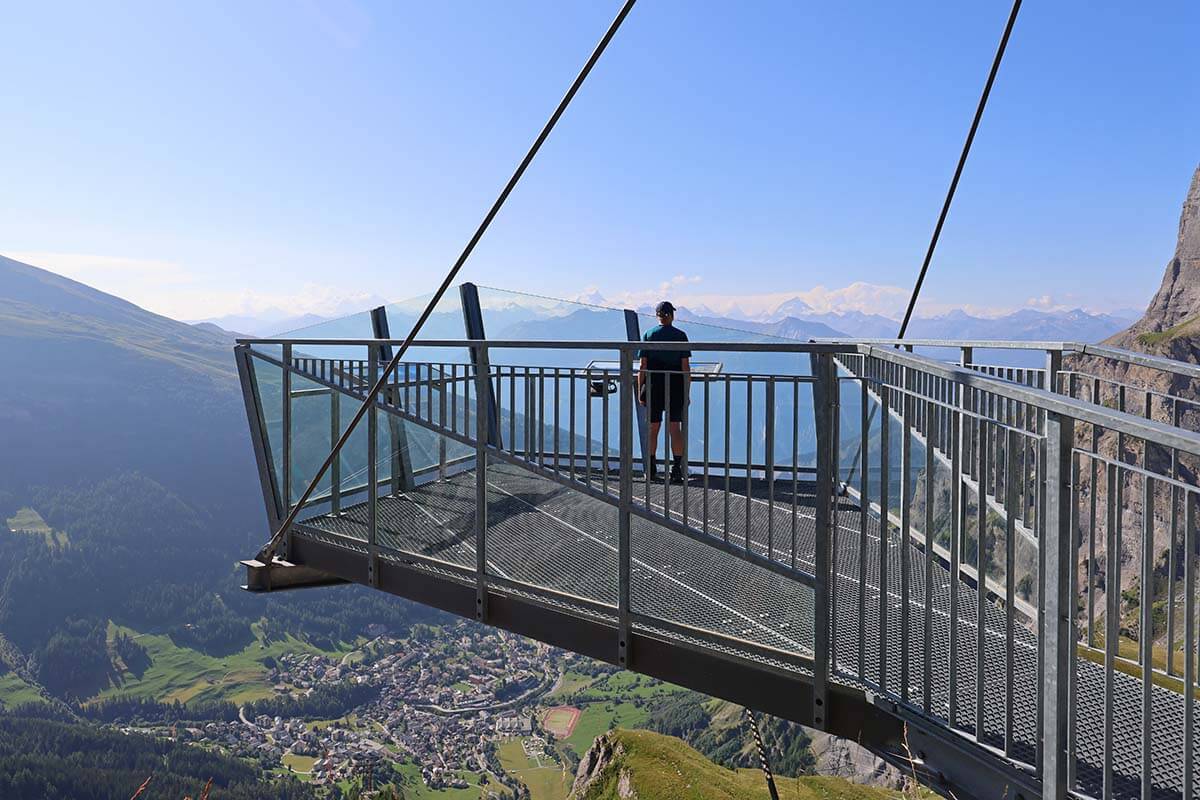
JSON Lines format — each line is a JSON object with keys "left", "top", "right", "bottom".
{"left": 250, "top": 354, "right": 284, "bottom": 512}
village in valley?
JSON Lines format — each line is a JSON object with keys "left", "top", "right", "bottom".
{"left": 151, "top": 621, "right": 678, "bottom": 799}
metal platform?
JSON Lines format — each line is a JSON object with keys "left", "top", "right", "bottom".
{"left": 288, "top": 462, "right": 1193, "bottom": 800}
{"left": 234, "top": 290, "right": 1200, "bottom": 800}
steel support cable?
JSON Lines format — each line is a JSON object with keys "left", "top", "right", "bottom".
{"left": 896, "top": 0, "right": 1022, "bottom": 338}
{"left": 256, "top": 0, "right": 639, "bottom": 564}
{"left": 745, "top": 707, "right": 781, "bottom": 800}
{"left": 842, "top": 0, "right": 1021, "bottom": 490}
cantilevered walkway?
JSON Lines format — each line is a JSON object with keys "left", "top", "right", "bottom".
{"left": 235, "top": 288, "right": 1200, "bottom": 800}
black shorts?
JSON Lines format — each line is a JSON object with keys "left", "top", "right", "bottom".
{"left": 645, "top": 372, "right": 686, "bottom": 422}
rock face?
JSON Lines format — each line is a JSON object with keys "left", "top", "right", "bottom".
{"left": 1106, "top": 164, "right": 1200, "bottom": 360}
{"left": 806, "top": 730, "right": 904, "bottom": 789}
{"left": 1067, "top": 164, "right": 1200, "bottom": 632}
{"left": 571, "top": 732, "right": 631, "bottom": 798}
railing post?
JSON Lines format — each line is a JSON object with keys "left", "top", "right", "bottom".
{"left": 461, "top": 283, "right": 501, "bottom": 448}
{"left": 371, "top": 305, "right": 412, "bottom": 493}
{"left": 811, "top": 351, "right": 836, "bottom": 730}
{"left": 1045, "top": 348, "right": 1063, "bottom": 394}
{"left": 367, "top": 343, "right": 380, "bottom": 588}
{"left": 281, "top": 343, "right": 293, "bottom": 560}
{"left": 1042, "top": 410, "right": 1075, "bottom": 800}
{"left": 474, "top": 343, "right": 491, "bottom": 623}
{"left": 618, "top": 347, "right": 634, "bottom": 668}
{"left": 623, "top": 309, "right": 647, "bottom": 468}
{"left": 330, "top": 390, "right": 341, "bottom": 514}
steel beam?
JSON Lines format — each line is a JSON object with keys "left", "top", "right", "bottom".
{"left": 460, "top": 283, "right": 501, "bottom": 448}
{"left": 371, "top": 305, "right": 414, "bottom": 493}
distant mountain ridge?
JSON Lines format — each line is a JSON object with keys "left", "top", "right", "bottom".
{"left": 0, "top": 253, "right": 255, "bottom": 514}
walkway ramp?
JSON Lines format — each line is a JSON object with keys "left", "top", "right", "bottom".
{"left": 234, "top": 290, "right": 1200, "bottom": 800}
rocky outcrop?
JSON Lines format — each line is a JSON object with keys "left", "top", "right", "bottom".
{"left": 807, "top": 730, "right": 904, "bottom": 789}
{"left": 1067, "top": 164, "right": 1200, "bottom": 635}
{"left": 1106, "top": 164, "right": 1200, "bottom": 360}
{"left": 571, "top": 732, "right": 632, "bottom": 798}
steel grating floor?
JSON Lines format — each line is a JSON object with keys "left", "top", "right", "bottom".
{"left": 297, "top": 461, "right": 1194, "bottom": 800}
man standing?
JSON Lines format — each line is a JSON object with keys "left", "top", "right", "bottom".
{"left": 637, "top": 301, "right": 691, "bottom": 483}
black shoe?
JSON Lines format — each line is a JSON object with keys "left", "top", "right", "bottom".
{"left": 669, "top": 465, "right": 684, "bottom": 484}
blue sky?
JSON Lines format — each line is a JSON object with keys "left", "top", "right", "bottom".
{"left": 2, "top": 1, "right": 1197, "bottom": 322}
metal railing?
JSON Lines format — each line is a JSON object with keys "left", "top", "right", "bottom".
{"left": 237, "top": 334, "right": 1200, "bottom": 800}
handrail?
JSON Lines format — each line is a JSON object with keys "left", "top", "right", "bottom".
{"left": 247, "top": 337, "right": 1200, "bottom": 455}
{"left": 860, "top": 344, "right": 1200, "bottom": 456}
{"left": 239, "top": 337, "right": 858, "bottom": 352}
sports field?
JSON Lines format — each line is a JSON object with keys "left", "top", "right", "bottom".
{"left": 541, "top": 705, "right": 581, "bottom": 738}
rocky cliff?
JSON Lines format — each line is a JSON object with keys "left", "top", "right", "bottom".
{"left": 1104, "top": 164, "right": 1200, "bottom": 364}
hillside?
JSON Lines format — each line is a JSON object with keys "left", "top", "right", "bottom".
{"left": 569, "top": 729, "right": 906, "bottom": 800}
{"left": 0, "top": 254, "right": 255, "bottom": 516}
{"left": 0, "top": 256, "right": 449, "bottom": 707}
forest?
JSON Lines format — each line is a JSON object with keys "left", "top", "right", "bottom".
{"left": 0, "top": 710, "right": 316, "bottom": 800}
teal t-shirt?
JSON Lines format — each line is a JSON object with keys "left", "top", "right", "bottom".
{"left": 638, "top": 324, "right": 691, "bottom": 370}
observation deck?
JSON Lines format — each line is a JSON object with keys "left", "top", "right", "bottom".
{"left": 236, "top": 284, "right": 1200, "bottom": 800}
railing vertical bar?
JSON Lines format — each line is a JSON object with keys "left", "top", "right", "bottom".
{"left": 539, "top": 367, "right": 547, "bottom": 469}
{"left": 602, "top": 367, "right": 610, "bottom": 497}
{"left": 553, "top": 368, "right": 561, "bottom": 475}
{"left": 900, "top": 369, "right": 912, "bottom": 704}
{"left": 879, "top": 384, "right": 890, "bottom": 690}
{"left": 1068, "top": 444, "right": 1080, "bottom": 791}
{"left": 745, "top": 377, "right": 753, "bottom": 553}
{"left": 585, "top": 367, "right": 593, "bottom": 490}
{"left": 1089, "top": 423, "right": 1099, "bottom": 647}
{"left": 724, "top": 375, "right": 731, "bottom": 544}
{"left": 703, "top": 376, "right": 710, "bottom": 537}
{"left": 1104, "top": 463, "right": 1119, "bottom": 800}
{"left": 528, "top": 367, "right": 537, "bottom": 462}
{"left": 451, "top": 364, "right": 458, "bottom": 435}
{"left": 792, "top": 379, "right": 800, "bottom": 572}
{"left": 831, "top": 374, "right": 842, "bottom": 671}
{"left": 923, "top": 398, "right": 935, "bottom": 714}
{"left": 976, "top": 417, "right": 989, "bottom": 743}
{"left": 950, "top": 390, "right": 962, "bottom": 728}
{"left": 1005, "top": 427, "right": 1018, "bottom": 757}
{"left": 464, "top": 360, "right": 472, "bottom": 447}
{"left": 663, "top": 369, "right": 672, "bottom": 517}
{"left": 282, "top": 343, "right": 293, "bottom": 517}
{"left": 644, "top": 369, "right": 653, "bottom": 510}
{"left": 766, "top": 377, "right": 776, "bottom": 562}
{"left": 859, "top": 376, "right": 870, "bottom": 677}
{"left": 569, "top": 368, "right": 577, "bottom": 482}
{"left": 438, "top": 366, "right": 447, "bottom": 479}
{"left": 681, "top": 370, "right": 691, "bottom": 528}
{"left": 330, "top": 390, "right": 341, "bottom": 515}
{"left": 1141, "top": 473, "right": 1154, "bottom": 800}
{"left": 508, "top": 366, "right": 516, "bottom": 458}
{"left": 1170, "top": 400, "right": 1182, "bottom": 676}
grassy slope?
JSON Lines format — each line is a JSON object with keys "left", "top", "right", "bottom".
{"left": 0, "top": 671, "right": 46, "bottom": 708}
{"left": 577, "top": 730, "right": 903, "bottom": 800}
{"left": 96, "top": 621, "right": 357, "bottom": 706}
